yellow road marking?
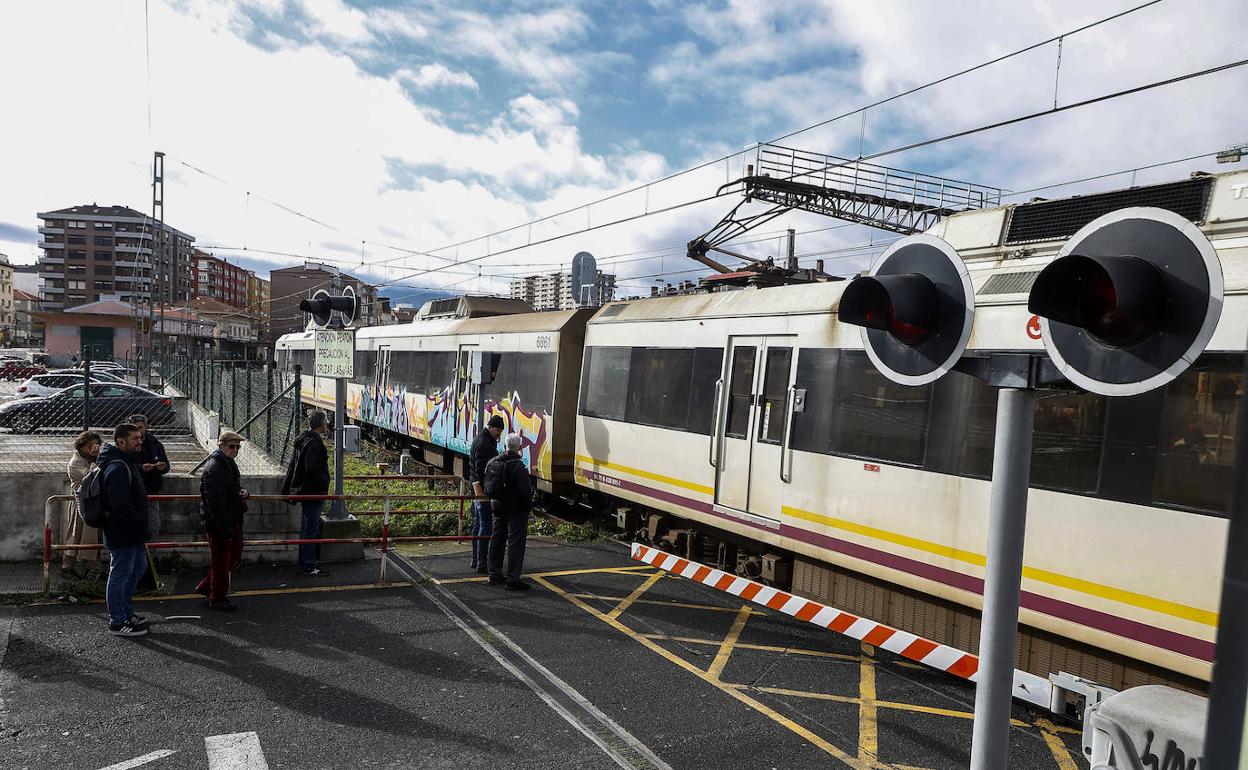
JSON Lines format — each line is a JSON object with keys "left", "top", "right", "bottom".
{"left": 606, "top": 571, "right": 666, "bottom": 621}
{"left": 858, "top": 643, "right": 879, "bottom": 766}
{"left": 782, "top": 504, "right": 1217, "bottom": 627}
{"left": 436, "top": 565, "right": 658, "bottom": 585}
{"left": 707, "top": 605, "right": 751, "bottom": 681}
{"left": 641, "top": 634, "right": 858, "bottom": 662}
{"left": 748, "top": 685, "right": 1031, "bottom": 727}
{"left": 1036, "top": 718, "right": 1082, "bottom": 770}
{"left": 129, "top": 582, "right": 405, "bottom": 603}
{"left": 575, "top": 455, "right": 714, "bottom": 496}
{"left": 533, "top": 574, "right": 872, "bottom": 769}
{"left": 574, "top": 593, "right": 769, "bottom": 615}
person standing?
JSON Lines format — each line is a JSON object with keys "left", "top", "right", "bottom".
{"left": 130, "top": 414, "right": 169, "bottom": 494}
{"left": 469, "top": 415, "right": 505, "bottom": 574}
{"left": 486, "top": 433, "right": 533, "bottom": 591}
{"left": 63, "top": 431, "right": 102, "bottom": 577}
{"left": 196, "top": 432, "right": 250, "bottom": 611}
{"left": 281, "top": 409, "right": 331, "bottom": 576}
{"left": 99, "top": 423, "right": 150, "bottom": 637}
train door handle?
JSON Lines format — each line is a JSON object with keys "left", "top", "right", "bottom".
{"left": 710, "top": 378, "right": 724, "bottom": 468}
{"left": 780, "top": 386, "right": 796, "bottom": 483}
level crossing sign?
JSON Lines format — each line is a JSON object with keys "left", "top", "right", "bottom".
{"left": 314, "top": 329, "right": 355, "bottom": 378}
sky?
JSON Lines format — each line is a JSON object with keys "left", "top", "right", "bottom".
{"left": 0, "top": 0, "right": 1245, "bottom": 305}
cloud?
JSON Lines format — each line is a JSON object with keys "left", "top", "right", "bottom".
{"left": 0, "top": 222, "right": 37, "bottom": 247}
{"left": 396, "top": 63, "right": 478, "bottom": 92}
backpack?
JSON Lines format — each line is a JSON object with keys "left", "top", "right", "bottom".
{"left": 76, "top": 460, "right": 129, "bottom": 528}
{"left": 482, "top": 454, "right": 515, "bottom": 503}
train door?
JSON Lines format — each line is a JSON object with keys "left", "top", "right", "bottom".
{"left": 453, "top": 343, "right": 478, "bottom": 453}
{"left": 713, "top": 336, "right": 796, "bottom": 520}
{"left": 375, "top": 345, "right": 391, "bottom": 393}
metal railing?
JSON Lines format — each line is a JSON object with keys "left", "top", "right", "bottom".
{"left": 42, "top": 484, "right": 485, "bottom": 594}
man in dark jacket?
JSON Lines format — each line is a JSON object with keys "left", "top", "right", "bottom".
{"left": 100, "top": 423, "right": 151, "bottom": 637}
{"left": 468, "top": 414, "right": 505, "bottom": 573}
{"left": 131, "top": 413, "right": 169, "bottom": 495}
{"left": 487, "top": 433, "right": 533, "bottom": 591}
{"left": 281, "top": 410, "right": 331, "bottom": 575}
{"left": 196, "top": 431, "right": 250, "bottom": 611}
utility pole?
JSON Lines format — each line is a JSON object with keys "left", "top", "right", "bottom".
{"left": 151, "top": 151, "right": 165, "bottom": 388}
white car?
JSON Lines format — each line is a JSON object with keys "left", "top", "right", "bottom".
{"left": 15, "top": 372, "right": 116, "bottom": 398}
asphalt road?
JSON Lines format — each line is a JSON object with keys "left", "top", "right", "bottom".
{"left": 0, "top": 541, "right": 1088, "bottom": 769}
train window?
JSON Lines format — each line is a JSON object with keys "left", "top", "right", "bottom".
{"left": 757, "top": 347, "right": 792, "bottom": 444}
{"left": 580, "top": 347, "right": 629, "bottom": 421}
{"left": 686, "top": 348, "right": 724, "bottom": 435}
{"left": 791, "top": 348, "right": 838, "bottom": 454}
{"left": 426, "top": 351, "right": 454, "bottom": 395}
{"left": 725, "top": 346, "right": 757, "bottom": 439}
{"left": 354, "top": 350, "right": 376, "bottom": 385}
{"left": 626, "top": 348, "right": 695, "bottom": 430}
{"left": 514, "top": 353, "right": 557, "bottom": 415}
{"left": 1031, "top": 390, "right": 1105, "bottom": 493}
{"left": 480, "top": 352, "right": 516, "bottom": 410}
{"left": 1153, "top": 356, "right": 1242, "bottom": 514}
{"left": 405, "top": 352, "right": 428, "bottom": 395}
{"left": 831, "top": 351, "right": 930, "bottom": 466}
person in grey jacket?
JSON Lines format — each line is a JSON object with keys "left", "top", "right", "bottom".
{"left": 486, "top": 433, "right": 534, "bottom": 591}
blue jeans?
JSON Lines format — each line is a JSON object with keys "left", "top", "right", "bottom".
{"left": 471, "top": 500, "right": 492, "bottom": 569}
{"left": 299, "top": 500, "right": 324, "bottom": 572}
{"left": 105, "top": 543, "right": 148, "bottom": 626}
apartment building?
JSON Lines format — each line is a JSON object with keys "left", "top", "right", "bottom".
{"left": 193, "top": 250, "right": 250, "bottom": 308}
{"left": 508, "top": 269, "right": 616, "bottom": 311}
{"left": 0, "top": 254, "right": 12, "bottom": 343}
{"left": 247, "top": 273, "right": 272, "bottom": 347}
{"left": 36, "top": 204, "right": 194, "bottom": 311}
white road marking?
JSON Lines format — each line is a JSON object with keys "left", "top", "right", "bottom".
{"left": 389, "top": 554, "right": 673, "bottom": 770}
{"left": 95, "top": 750, "right": 179, "bottom": 770}
{"left": 163, "top": 615, "right": 201, "bottom": 620}
{"left": 205, "top": 732, "right": 269, "bottom": 770}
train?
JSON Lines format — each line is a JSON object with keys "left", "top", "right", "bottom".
{"left": 276, "top": 168, "right": 1248, "bottom": 693}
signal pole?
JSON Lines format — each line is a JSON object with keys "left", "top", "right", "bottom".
{"left": 969, "top": 386, "right": 1035, "bottom": 770}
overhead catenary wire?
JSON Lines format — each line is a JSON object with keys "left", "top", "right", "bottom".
{"left": 167, "top": 0, "right": 1171, "bottom": 294}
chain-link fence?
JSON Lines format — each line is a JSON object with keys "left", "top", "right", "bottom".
{"left": 0, "top": 359, "right": 195, "bottom": 472}
{"left": 167, "top": 359, "right": 303, "bottom": 468}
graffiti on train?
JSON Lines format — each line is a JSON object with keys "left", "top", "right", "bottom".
{"left": 348, "top": 383, "right": 552, "bottom": 478}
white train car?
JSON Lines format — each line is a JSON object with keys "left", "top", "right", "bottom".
{"left": 276, "top": 297, "right": 590, "bottom": 491}
{"left": 575, "top": 169, "right": 1248, "bottom": 688}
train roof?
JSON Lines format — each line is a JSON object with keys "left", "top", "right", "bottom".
{"left": 277, "top": 308, "right": 587, "bottom": 344}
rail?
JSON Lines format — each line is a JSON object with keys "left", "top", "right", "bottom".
{"left": 42, "top": 488, "right": 487, "bottom": 595}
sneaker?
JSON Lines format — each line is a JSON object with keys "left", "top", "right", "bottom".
{"left": 108, "top": 619, "right": 149, "bottom": 637}
{"left": 209, "top": 601, "right": 238, "bottom": 612}
{"left": 504, "top": 580, "right": 531, "bottom": 592}
{"left": 128, "top": 614, "right": 149, "bottom": 628}
{"left": 299, "top": 568, "right": 330, "bottom": 576}
{"left": 487, "top": 575, "right": 505, "bottom": 585}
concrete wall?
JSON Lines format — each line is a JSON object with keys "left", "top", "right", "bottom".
{"left": 0, "top": 471, "right": 300, "bottom": 567}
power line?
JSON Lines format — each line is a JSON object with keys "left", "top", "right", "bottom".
{"left": 166, "top": 1, "right": 1169, "bottom": 287}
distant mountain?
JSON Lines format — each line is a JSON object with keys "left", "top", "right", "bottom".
{"left": 379, "top": 288, "right": 453, "bottom": 310}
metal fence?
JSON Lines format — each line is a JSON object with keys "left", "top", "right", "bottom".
{"left": 0, "top": 359, "right": 197, "bottom": 474}
{"left": 166, "top": 360, "right": 303, "bottom": 468}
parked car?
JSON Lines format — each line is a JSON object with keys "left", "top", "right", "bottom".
{"left": 0, "top": 383, "right": 175, "bottom": 433}
{"left": 49, "top": 368, "right": 126, "bottom": 383}
{"left": 15, "top": 372, "right": 126, "bottom": 398}
{"left": 0, "top": 361, "right": 46, "bottom": 381}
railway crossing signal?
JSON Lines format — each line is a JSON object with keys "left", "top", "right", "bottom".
{"left": 838, "top": 234, "right": 974, "bottom": 386}
{"left": 300, "top": 285, "right": 359, "bottom": 329}
{"left": 837, "top": 207, "right": 1226, "bottom": 770}
{"left": 1028, "top": 207, "right": 1223, "bottom": 396}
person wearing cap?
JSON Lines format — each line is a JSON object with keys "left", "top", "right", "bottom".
{"left": 130, "top": 413, "right": 169, "bottom": 495}
{"left": 196, "top": 431, "right": 250, "bottom": 611}
{"left": 468, "top": 414, "right": 505, "bottom": 573}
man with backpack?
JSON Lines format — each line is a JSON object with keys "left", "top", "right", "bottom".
{"left": 485, "top": 433, "right": 533, "bottom": 591}
{"left": 97, "top": 423, "right": 151, "bottom": 637}
{"left": 196, "top": 431, "right": 250, "bottom": 611}
{"left": 281, "top": 410, "right": 331, "bottom": 576}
